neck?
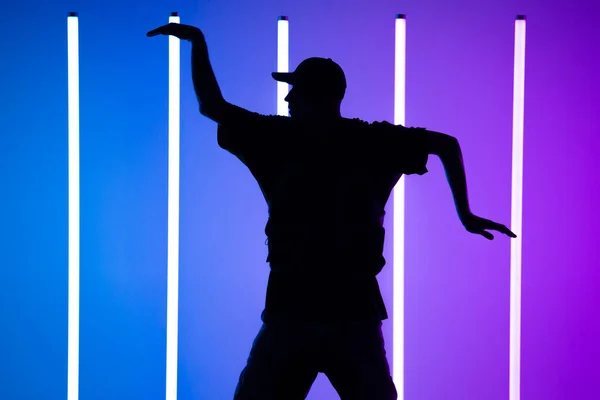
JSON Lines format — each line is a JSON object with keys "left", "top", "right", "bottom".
{"left": 313, "top": 107, "right": 342, "bottom": 120}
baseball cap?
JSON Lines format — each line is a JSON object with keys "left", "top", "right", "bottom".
{"left": 272, "top": 57, "right": 347, "bottom": 100}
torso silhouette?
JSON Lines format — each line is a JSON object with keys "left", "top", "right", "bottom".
{"left": 218, "top": 112, "right": 428, "bottom": 323}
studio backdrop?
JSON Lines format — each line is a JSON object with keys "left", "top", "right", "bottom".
{"left": 1, "top": 0, "right": 599, "bottom": 399}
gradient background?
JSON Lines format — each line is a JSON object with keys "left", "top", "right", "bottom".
{"left": 1, "top": 0, "right": 599, "bottom": 399}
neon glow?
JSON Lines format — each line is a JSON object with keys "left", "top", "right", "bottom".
{"left": 166, "top": 11, "right": 181, "bottom": 400}
{"left": 392, "top": 13, "right": 407, "bottom": 399}
{"left": 277, "top": 16, "right": 289, "bottom": 116}
{"left": 510, "top": 15, "right": 526, "bottom": 400}
{"left": 67, "top": 11, "right": 80, "bottom": 400}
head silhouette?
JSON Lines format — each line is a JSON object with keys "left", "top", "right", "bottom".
{"left": 272, "top": 57, "right": 347, "bottom": 120}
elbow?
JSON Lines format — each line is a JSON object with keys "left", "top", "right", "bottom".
{"left": 445, "top": 135, "right": 460, "bottom": 150}
{"left": 199, "top": 103, "right": 212, "bottom": 118}
{"left": 427, "top": 131, "right": 459, "bottom": 157}
{"left": 200, "top": 99, "right": 228, "bottom": 123}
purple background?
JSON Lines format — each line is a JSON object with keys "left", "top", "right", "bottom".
{"left": 0, "top": 0, "right": 598, "bottom": 399}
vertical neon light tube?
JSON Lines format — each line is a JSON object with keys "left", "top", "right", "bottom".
{"left": 67, "top": 11, "right": 80, "bottom": 400}
{"left": 277, "top": 16, "right": 289, "bottom": 116}
{"left": 510, "top": 15, "right": 526, "bottom": 400}
{"left": 393, "top": 13, "right": 406, "bottom": 399}
{"left": 166, "top": 11, "right": 180, "bottom": 400}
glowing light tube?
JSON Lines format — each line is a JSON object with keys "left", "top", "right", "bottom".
{"left": 510, "top": 15, "right": 526, "bottom": 400}
{"left": 393, "top": 13, "right": 407, "bottom": 400}
{"left": 67, "top": 11, "right": 80, "bottom": 400}
{"left": 277, "top": 16, "right": 289, "bottom": 116}
{"left": 166, "top": 11, "right": 181, "bottom": 400}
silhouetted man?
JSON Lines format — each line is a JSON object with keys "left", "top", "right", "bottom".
{"left": 148, "top": 23, "right": 516, "bottom": 400}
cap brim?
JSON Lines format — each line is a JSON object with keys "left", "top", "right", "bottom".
{"left": 272, "top": 72, "right": 294, "bottom": 84}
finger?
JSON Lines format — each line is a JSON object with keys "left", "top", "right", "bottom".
{"left": 481, "top": 231, "right": 494, "bottom": 240}
{"left": 496, "top": 223, "right": 517, "bottom": 238}
{"left": 504, "top": 228, "right": 517, "bottom": 238}
{"left": 488, "top": 221, "right": 516, "bottom": 238}
{"left": 504, "top": 225, "right": 517, "bottom": 238}
{"left": 146, "top": 29, "right": 162, "bottom": 37}
{"left": 146, "top": 25, "right": 170, "bottom": 37}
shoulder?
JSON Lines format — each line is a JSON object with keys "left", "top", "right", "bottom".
{"left": 340, "top": 118, "right": 404, "bottom": 139}
{"left": 342, "top": 117, "right": 405, "bottom": 131}
{"left": 218, "top": 102, "right": 294, "bottom": 130}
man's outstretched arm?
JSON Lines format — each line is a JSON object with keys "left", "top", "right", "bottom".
{"left": 425, "top": 131, "right": 471, "bottom": 220}
{"left": 424, "top": 130, "right": 516, "bottom": 240}
{"left": 147, "top": 23, "right": 241, "bottom": 124}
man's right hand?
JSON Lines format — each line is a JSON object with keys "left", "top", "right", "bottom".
{"left": 147, "top": 21, "right": 225, "bottom": 123}
{"left": 146, "top": 23, "right": 204, "bottom": 43}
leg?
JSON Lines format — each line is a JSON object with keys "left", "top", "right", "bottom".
{"left": 322, "top": 321, "right": 397, "bottom": 400}
{"left": 234, "top": 321, "right": 319, "bottom": 400}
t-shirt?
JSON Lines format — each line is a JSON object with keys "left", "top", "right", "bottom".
{"left": 217, "top": 105, "right": 429, "bottom": 323}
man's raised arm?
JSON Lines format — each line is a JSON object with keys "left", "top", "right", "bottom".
{"left": 147, "top": 23, "right": 236, "bottom": 124}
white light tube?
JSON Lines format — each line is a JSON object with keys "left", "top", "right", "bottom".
{"left": 277, "top": 16, "right": 289, "bottom": 116}
{"left": 393, "top": 13, "right": 407, "bottom": 400}
{"left": 510, "top": 14, "right": 526, "bottom": 400}
{"left": 166, "top": 11, "right": 181, "bottom": 400}
{"left": 67, "top": 11, "right": 80, "bottom": 400}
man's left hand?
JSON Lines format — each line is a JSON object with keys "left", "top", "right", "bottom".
{"left": 461, "top": 213, "right": 517, "bottom": 240}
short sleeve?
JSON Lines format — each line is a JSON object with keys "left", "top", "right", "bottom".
{"left": 217, "top": 104, "right": 290, "bottom": 164}
{"left": 370, "top": 121, "right": 429, "bottom": 175}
